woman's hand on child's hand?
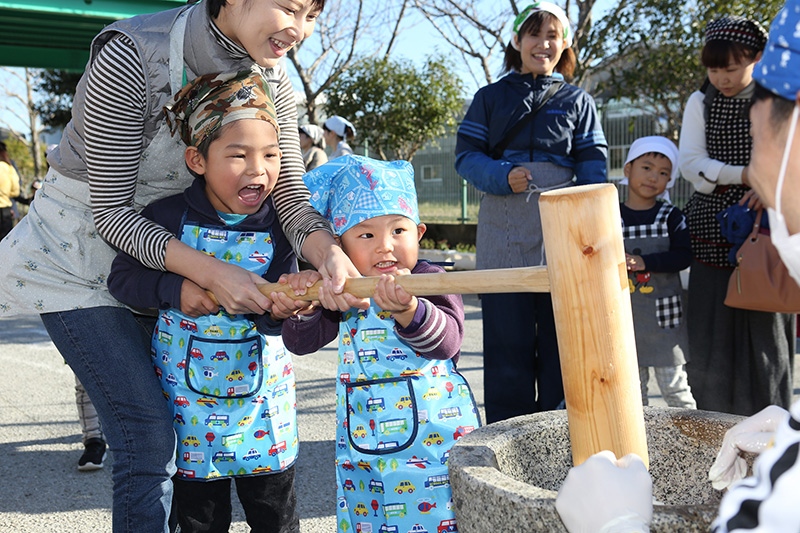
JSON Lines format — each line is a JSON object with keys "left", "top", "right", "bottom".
{"left": 508, "top": 166, "right": 532, "bottom": 194}
{"left": 626, "top": 253, "right": 646, "bottom": 271}
{"left": 180, "top": 279, "right": 220, "bottom": 317}
{"left": 318, "top": 282, "right": 368, "bottom": 312}
{"left": 269, "top": 272, "right": 322, "bottom": 320}
{"left": 316, "top": 246, "right": 368, "bottom": 312}
{"left": 206, "top": 262, "right": 273, "bottom": 315}
{"left": 269, "top": 291, "right": 317, "bottom": 320}
{"left": 279, "top": 271, "right": 323, "bottom": 295}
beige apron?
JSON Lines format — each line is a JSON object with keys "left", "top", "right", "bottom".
{"left": 0, "top": 9, "right": 193, "bottom": 316}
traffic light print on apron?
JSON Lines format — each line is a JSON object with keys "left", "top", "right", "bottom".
{"left": 334, "top": 305, "right": 480, "bottom": 533}
{"left": 154, "top": 222, "right": 298, "bottom": 479}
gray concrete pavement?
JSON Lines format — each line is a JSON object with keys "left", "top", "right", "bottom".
{"left": 0, "top": 296, "right": 485, "bottom": 533}
{"left": 0, "top": 296, "right": 795, "bottom": 532}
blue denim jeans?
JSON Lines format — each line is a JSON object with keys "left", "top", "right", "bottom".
{"left": 41, "top": 307, "right": 177, "bottom": 533}
{"left": 481, "top": 292, "right": 563, "bottom": 423}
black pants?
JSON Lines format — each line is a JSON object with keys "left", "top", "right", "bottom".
{"left": 173, "top": 466, "right": 299, "bottom": 533}
{"left": 481, "top": 292, "right": 563, "bottom": 423}
{"left": 0, "top": 206, "right": 13, "bottom": 241}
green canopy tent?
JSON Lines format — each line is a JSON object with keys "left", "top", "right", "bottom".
{"left": 0, "top": 0, "right": 186, "bottom": 71}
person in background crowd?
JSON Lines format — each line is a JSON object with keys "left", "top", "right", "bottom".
{"left": 454, "top": 1, "right": 607, "bottom": 423}
{"left": 619, "top": 136, "right": 695, "bottom": 409}
{"left": 678, "top": 15, "right": 795, "bottom": 416}
{"left": 299, "top": 123, "right": 328, "bottom": 170}
{"left": 322, "top": 115, "right": 356, "bottom": 159}
{"left": 0, "top": 141, "right": 21, "bottom": 239}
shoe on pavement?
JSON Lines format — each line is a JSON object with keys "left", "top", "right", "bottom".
{"left": 78, "top": 438, "right": 107, "bottom": 471}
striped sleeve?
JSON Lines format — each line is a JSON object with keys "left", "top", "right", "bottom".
{"left": 84, "top": 35, "right": 175, "bottom": 271}
{"left": 712, "top": 400, "right": 800, "bottom": 532}
{"left": 268, "top": 67, "right": 334, "bottom": 259}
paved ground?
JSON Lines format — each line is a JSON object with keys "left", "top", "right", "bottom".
{"left": 0, "top": 295, "right": 485, "bottom": 532}
{"left": 0, "top": 295, "right": 795, "bottom": 532}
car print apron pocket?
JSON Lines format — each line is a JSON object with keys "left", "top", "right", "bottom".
{"left": 346, "top": 377, "right": 419, "bottom": 454}
{"left": 185, "top": 336, "right": 264, "bottom": 398}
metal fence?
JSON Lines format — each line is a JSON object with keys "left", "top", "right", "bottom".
{"left": 408, "top": 105, "right": 694, "bottom": 224}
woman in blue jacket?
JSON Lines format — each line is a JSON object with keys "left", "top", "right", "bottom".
{"left": 455, "top": 2, "right": 608, "bottom": 423}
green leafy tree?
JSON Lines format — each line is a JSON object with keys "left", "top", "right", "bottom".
{"left": 33, "top": 70, "right": 81, "bottom": 129}
{"left": 586, "top": 0, "right": 782, "bottom": 138}
{"left": 324, "top": 55, "right": 463, "bottom": 161}
{"left": 191, "top": 415, "right": 198, "bottom": 426}
{"left": 390, "top": 458, "right": 399, "bottom": 471}
{"left": 377, "top": 457, "right": 387, "bottom": 472}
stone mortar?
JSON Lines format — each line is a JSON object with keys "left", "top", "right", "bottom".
{"left": 448, "top": 407, "right": 746, "bottom": 532}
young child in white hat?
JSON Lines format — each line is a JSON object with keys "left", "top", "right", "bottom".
{"left": 620, "top": 135, "right": 696, "bottom": 409}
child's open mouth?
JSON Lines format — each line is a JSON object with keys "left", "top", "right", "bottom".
{"left": 239, "top": 184, "right": 264, "bottom": 206}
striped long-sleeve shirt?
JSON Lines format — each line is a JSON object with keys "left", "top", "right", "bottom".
{"left": 80, "top": 24, "right": 328, "bottom": 272}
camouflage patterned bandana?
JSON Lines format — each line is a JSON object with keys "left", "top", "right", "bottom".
{"left": 165, "top": 69, "right": 279, "bottom": 147}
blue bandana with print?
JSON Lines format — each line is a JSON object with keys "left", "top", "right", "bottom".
{"left": 756, "top": 0, "right": 800, "bottom": 100}
{"left": 303, "top": 155, "right": 419, "bottom": 236}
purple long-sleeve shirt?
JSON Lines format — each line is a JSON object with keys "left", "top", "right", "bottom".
{"left": 282, "top": 261, "right": 465, "bottom": 363}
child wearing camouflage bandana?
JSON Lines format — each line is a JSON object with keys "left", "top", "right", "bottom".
{"left": 108, "top": 70, "right": 309, "bottom": 533}
{"left": 278, "top": 155, "right": 480, "bottom": 533}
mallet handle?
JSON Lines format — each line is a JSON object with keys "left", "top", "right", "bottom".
{"left": 209, "top": 266, "right": 550, "bottom": 301}
{"left": 251, "top": 265, "right": 549, "bottom": 301}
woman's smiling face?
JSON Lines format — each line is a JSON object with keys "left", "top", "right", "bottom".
{"left": 215, "top": 0, "right": 321, "bottom": 69}
{"left": 514, "top": 15, "right": 566, "bottom": 77}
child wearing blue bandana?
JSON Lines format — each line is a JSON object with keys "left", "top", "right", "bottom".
{"left": 278, "top": 154, "right": 480, "bottom": 533}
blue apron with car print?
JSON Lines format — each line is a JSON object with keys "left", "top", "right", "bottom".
{"left": 334, "top": 305, "right": 479, "bottom": 533}
{"left": 154, "top": 222, "right": 298, "bottom": 480}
